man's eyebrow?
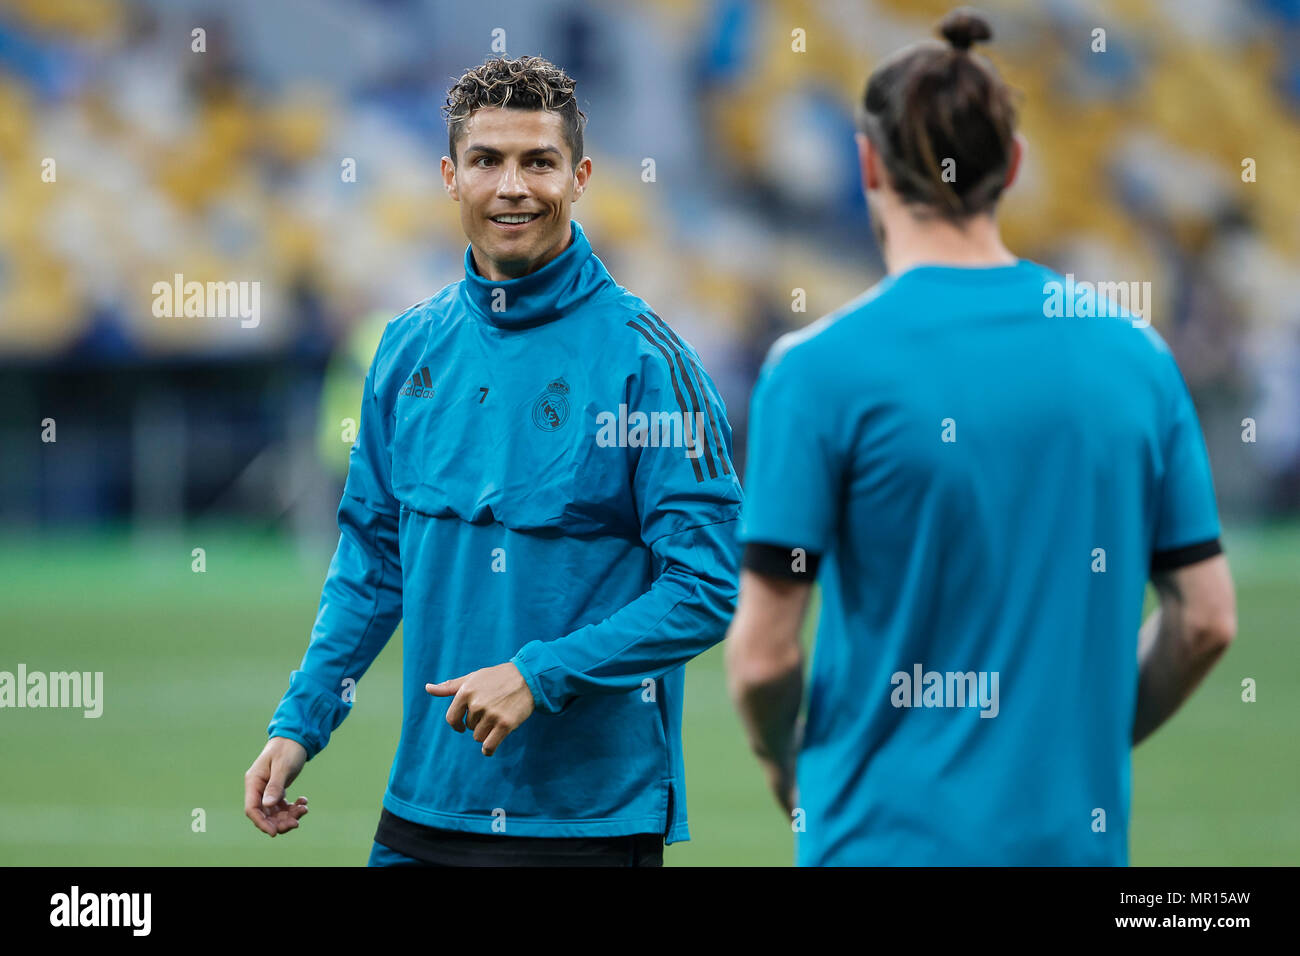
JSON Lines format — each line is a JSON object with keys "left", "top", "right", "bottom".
{"left": 464, "top": 144, "right": 563, "bottom": 159}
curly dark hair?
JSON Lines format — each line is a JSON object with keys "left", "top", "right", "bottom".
{"left": 443, "top": 55, "right": 587, "bottom": 167}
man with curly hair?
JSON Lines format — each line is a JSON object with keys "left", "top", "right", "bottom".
{"left": 244, "top": 56, "right": 743, "bottom": 867}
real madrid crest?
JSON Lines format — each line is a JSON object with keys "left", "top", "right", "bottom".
{"left": 531, "top": 378, "right": 571, "bottom": 431}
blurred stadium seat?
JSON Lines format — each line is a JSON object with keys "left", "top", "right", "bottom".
{"left": 0, "top": 0, "right": 1296, "bottom": 525}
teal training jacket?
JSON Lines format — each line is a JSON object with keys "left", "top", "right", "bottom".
{"left": 268, "top": 219, "right": 743, "bottom": 841}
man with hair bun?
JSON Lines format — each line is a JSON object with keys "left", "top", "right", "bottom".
{"left": 244, "top": 55, "right": 743, "bottom": 867}
{"left": 727, "top": 9, "right": 1235, "bottom": 866}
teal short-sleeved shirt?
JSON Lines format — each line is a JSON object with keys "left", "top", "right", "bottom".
{"left": 740, "top": 261, "right": 1222, "bottom": 866}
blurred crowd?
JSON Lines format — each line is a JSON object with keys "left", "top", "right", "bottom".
{"left": 1, "top": 0, "right": 1297, "bottom": 512}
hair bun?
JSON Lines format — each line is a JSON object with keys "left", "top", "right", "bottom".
{"left": 939, "top": 8, "right": 993, "bottom": 52}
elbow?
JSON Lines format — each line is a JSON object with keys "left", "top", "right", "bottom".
{"left": 724, "top": 629, "right": 801, "bottom": 699}
{"left": 722, "top": 571, "right": 808, "bottom": 697}
{"left": 1156, "top": 554, "right": 1238, "bottom": 660}
{"left": 691, "top": 569, "right": 740, "bottom": 637}
{"left": 1202, "top": 609, "right": 1237, "bottom": 653}
{"left": 726, "top": 659, "right": 789, "bottom": 698}
{"left": 1188, "top": 603, "right": 1237, "bottom": 656}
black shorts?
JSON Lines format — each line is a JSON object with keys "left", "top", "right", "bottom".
{"left": 371, "top": 808, "right": 664, "bottom": 867}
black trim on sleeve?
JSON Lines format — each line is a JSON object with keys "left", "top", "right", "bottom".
{"left": 742, "top": 542, "right": 822, "bottom": 581}
{"left": 1150, "top": 537, "right": 1223, "bottom": 574}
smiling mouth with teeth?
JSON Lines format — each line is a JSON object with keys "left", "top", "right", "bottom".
{"left": 490, "top": 213, "right": 541, "bottom": 224}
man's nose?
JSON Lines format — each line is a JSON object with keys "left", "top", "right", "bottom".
{"left": 497, "top": 160, "right": 528, "bottom": 197}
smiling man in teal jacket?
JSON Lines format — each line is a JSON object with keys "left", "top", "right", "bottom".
{"left": 242, "top": 56, "right": 742, "bottom": 867}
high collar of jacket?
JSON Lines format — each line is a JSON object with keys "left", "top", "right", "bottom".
{"left": 461, "top": 219, "right": 605, "bottom": 330}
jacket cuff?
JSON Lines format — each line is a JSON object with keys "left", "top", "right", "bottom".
{"left": 266, "top": 670, "right": 349, "bottom": 760}
{"left": 265, "top": 728, "right": 316, "bottom": 760}
{"left": 511, "top": 642, "right": 566, "bottom": 715}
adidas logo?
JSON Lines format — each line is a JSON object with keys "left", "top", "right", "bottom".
{"left": 400, "top": 367, "right": 434, "bottom": 398}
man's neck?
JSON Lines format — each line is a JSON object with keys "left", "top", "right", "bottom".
{"left": 472, "top": 225, "right": 573, "bottom": 282}
{"left": 881, "top": 211, "right": 1017, "bottom": 275}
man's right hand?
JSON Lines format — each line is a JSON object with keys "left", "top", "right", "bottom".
{"left": 244, "top": 736, "right": 310, "bottom": 837}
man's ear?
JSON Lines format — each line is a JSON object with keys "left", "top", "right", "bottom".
{"left": 572, "top": 156, "right": 592, "bottom": 202}
{"left": 856, "top": 132, "right": 883, "bottom": 192}
{"left": 441, "top": 156, "right": 459, "bottom": 201}
{"left": 1003, "top": 134, "right": 1026, "bottom": 191}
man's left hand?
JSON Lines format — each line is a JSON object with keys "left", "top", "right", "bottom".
{"left": 427, "top": 662, "right": 536, "bottom": 756}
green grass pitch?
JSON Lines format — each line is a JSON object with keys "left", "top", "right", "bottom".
{"left": 0, "top": 522, "right": 1295, "bottom": 865}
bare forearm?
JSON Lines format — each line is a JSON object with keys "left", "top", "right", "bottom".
{"left": 734, "top": 664, "right": 802, "bottom": 771}
{"left": 725, "top": 570, "right": 812, "bottom": 813}
{"left": 1133, "top": 606, "right": 1229, "bottom": 745}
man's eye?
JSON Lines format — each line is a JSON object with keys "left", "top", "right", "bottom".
{"left": 531, "top": 159, "right": 553, "bottom": 169}
{"left": 475, "top": 157, "right": 495, "bottom": 167}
